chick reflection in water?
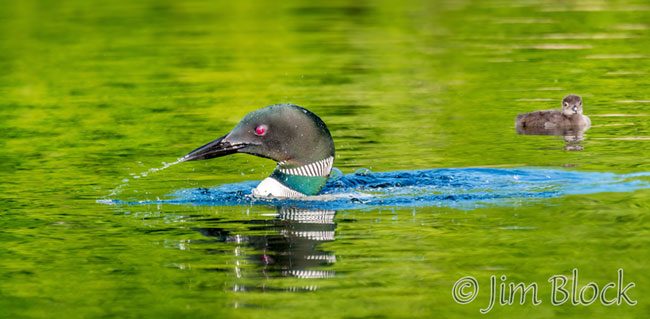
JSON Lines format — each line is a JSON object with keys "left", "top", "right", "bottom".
{"left": 197, "top": 207, "right": 336, "bottom": 292}
{"left": 516, "top": 94, "right": 590, "bottom": 151}
{"left": 516, "top": 125, "right": 588, "bottom": 151}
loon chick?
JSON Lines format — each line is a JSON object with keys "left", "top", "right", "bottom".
{"left": 182, "top": 104, "right": 335, "bottom": 198}
{"left": 515, "top": 94, "right": 591, "bottom": 129}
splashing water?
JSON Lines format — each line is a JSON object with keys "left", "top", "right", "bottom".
{"left": 100, "top": 167, "right": 650, "bottom": 210}
{"left": 105, "top": 157, "right": 186, "bottom": 198}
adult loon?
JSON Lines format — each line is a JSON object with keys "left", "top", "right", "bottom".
{"left": 515, "top": 94, "right": 591, "bottom": 129}
{"left": 182, "top": 104, "right": 335, "bottom": 198}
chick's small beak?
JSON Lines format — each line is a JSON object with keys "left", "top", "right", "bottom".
{"left": 572, "top": 105, "right": 578, "bottom": 113}
{"left": 182, "top": 134, "right": 246, "bottom": 161}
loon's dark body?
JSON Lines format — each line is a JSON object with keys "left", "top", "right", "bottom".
{"left": 516, "top": 110, "right": 590, "bottom": 129}
{"left": 515, "top": 94, "right": 591, "bottom": 130}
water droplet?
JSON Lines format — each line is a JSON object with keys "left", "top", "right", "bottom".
{"left": 354, "top": 168, "right": 372, "bottom": 176}
{"left": 105, "top": 157, "right": 185, "bottom": 198}
{"left": 329, "top": 168, "right": 343, "bottom": 181}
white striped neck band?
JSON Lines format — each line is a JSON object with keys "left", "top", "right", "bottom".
{"left": 277, "top": 156, "right": 334, "bottom": 177}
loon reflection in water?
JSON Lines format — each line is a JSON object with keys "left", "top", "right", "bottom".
{"left": 197, "top": 207, "right": 337, "bottom": 292}
{"left": 516, "top": 125, "right": 589, "bottom": 151}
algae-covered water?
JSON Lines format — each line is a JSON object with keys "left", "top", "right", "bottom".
{"left": 1, "top": 1, "right": 649, "bottom": 318}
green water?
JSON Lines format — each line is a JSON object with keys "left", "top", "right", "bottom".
{"left": 1, "top": 0, "right": 649, "bottom": 318}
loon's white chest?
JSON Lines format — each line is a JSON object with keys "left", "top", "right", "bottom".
{"left": 252, "top": 177, "right": 306, "bottom": 198}
{"left": 251, "top": 157, "right": 335, "bottom": 198}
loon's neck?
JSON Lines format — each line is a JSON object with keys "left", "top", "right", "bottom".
{"left": 252, "top": 156, "right": 334, "bottom": 197}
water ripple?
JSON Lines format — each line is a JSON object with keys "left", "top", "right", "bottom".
{"left": 101, "top": 168, "right": 650, "bottom": 210}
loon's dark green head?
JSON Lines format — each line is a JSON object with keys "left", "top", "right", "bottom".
{"left": 183, "top": 104, "right": 335, "bottom": 197}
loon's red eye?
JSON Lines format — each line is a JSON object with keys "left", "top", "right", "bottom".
{"left": 254, "top": 125, "right": 267, "bottom": 136}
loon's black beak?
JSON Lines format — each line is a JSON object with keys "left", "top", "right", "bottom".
{"left": 182, "top": 134, "right": 247, "bottom": 161}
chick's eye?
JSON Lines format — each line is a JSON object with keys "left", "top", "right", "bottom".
{"left": 254, "top": 125, "right": 267, "bottom": 136}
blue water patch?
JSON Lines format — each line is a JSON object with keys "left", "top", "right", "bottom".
{"left": 102, "top": 168, "right": 650, "bottom": 210}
